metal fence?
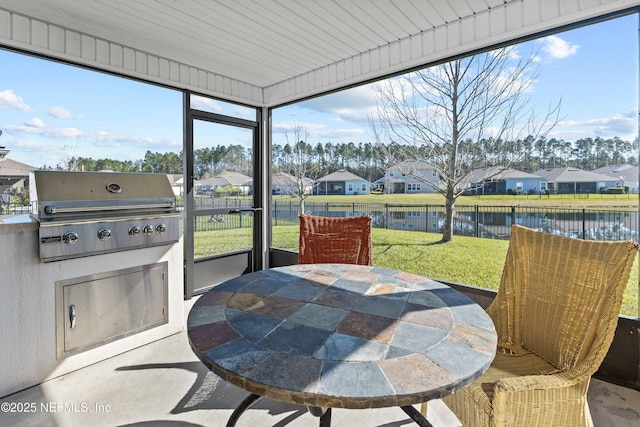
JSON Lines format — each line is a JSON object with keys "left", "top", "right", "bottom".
{"left": 0, "top": 202, "right": 31, "bottom": 215}
{"left": 273, "top": 200, "right": 639, "bottom": 243}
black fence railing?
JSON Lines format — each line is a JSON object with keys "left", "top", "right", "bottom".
{"left": 0, "top": 202, "right": 31, "bottom": 215}
{"left": 272, "top": 201, "right": 639, "bottom": 243}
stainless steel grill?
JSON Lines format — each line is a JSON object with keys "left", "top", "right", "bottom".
{"left": 31, "top": 171, "right": 181, "bottom": 262}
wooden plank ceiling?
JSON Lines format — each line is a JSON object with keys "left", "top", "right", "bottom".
{"left": 0, "top": 1, "right": 637, "bottom": 106}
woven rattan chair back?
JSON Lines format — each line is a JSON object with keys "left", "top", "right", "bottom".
{"left": 298, "top": 214, "right": 372, "bottom": 265}
{"left": 490, "top": 225, "right": 636, "bottom": 371}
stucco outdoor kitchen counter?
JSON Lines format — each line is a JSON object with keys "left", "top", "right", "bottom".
{"left": 0, "top": 214, "right": 38, "bottom": 234}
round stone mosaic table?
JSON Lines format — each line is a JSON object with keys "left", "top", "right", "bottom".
{"left": 187, "top": 264, "right": 497, "bottom": 425}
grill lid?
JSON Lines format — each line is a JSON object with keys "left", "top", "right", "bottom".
{"left": 31, "top": 171, "right": 176, "bottom": 221}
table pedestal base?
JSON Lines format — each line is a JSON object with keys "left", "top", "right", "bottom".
{"left": 225, "top": 393, "right": 432, "bottom": 427}
{"left": 226, "top": 393, "right": 261, "bottom": 427}
{"left": 401, "top": 405, "right": 434, "bottom": 427}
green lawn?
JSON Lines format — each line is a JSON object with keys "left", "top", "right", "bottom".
{"left": 197, "top": 225, "right": 639, "bottom": 317}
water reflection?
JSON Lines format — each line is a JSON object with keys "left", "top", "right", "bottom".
{"left": 293, "top": 202, "right": 639, "bottom": 243}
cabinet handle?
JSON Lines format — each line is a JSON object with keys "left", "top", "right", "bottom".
{"left": 69, "top": 305, "right": 76, "bottom": 329}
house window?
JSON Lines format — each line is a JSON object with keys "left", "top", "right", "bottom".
{"left": 348, "top": 184, "right": 353, "bottom": 192}
{"left": 361, "top": 183, "right": 367, "bottom": 192}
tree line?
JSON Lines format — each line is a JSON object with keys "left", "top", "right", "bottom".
{"left": 57, "top": 136, "right": 637, "bottom": 181}
{"left": 274, "top": 136, "right": 638, "bottom": 182}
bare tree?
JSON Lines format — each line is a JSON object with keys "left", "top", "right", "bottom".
{"left": 279, "top": 124, "right": 316, "bottom": 214}
{"left": 58, "top": 143, "right": 81, "bottom": 171}
{"left": 371, "top": 46, "right": 561, "bottom": 242}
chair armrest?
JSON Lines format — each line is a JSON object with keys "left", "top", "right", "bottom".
{"left": 494, "top": 371, "right": 581, "bottom": 394}
{"left": 491, "top": 371, "right": 593, "bottom": 426}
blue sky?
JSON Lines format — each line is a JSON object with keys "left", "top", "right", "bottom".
{"left": 0, "top": 13, "right": 637, "bottom": 169}
{"left": 275, "top": 14, "right": 639, "bottom": 146}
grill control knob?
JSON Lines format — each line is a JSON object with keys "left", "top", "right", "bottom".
{"left": 63, "top": 232, "right": 79, "bottom": 245}
{"left": 155, "top": 223, "right": 167, "bottom": 234}
{"left": 97, "top": 229, "right": 112, "bottom": 240}
{"left": 128, "top": 226, "right": 141, "bottom": 237}
{"left": 142, "top": 225, "right": 154, "bottom": 235}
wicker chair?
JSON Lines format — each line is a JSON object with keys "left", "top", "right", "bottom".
{"left": 298, "top": 214, "right": 372, "bottom": 265}
{"left": 442, "top": 225, "right": 637, "bottom": 426}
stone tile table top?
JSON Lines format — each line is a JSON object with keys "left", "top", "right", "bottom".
{"left": 187, "top": 264, "right": 497, "bottom": 412}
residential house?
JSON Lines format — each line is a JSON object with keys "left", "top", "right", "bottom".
{"left": 534, "top": 167, "right": 619, "bottom": 194}
{"left": 314, "top": 169, "right": 370, "bottom": 195}
{"left": 0, "top": 147, "right": 34, "bottom": 194}
{"left": 593, "top": 164, "right": 639, "bottom": 193}
{"left": 196, "top": 171, "right": 252, "bottom": 196}
{"left": 461, "top": 166, "right": 548, "bottom": 195}
{"left": 375, "top": 160, "right": 441, "bottom": 194}
{"left": 165, "top": 174, "right": 184, "bottom": 196}
{"left": 272, "top": 172, "right": 313, "bottom": 196}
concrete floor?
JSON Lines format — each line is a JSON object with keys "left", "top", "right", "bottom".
{"left": 1, "top": 300, "right": 639, "bottom": 427}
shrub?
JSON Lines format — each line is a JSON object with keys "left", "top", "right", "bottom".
{"left": 602, "top": 187, "right": 625, "bottom": 194}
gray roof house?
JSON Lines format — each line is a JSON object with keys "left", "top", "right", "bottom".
{"left": 314, "top": 169, "right": 370, "bottom": 195}
{"left": 533, "top": 167, "right": 619, "bottom": 194}
{"left": 461, "top": 167, "right": 548, "bottom": 195}
{"left": 272, "top": 172, "right": 313, "bottom": 196}
{"left": 196, "top": 171, "right": 252, "bottom": 195}
{"left": 0, "top": 147, "right": 34, "bottom": 194}
{"left": 593, "top": 164, "right": 639, "bottom": 193}
{"left": 165, "top": 174, "right": 184, "bottom": 196}
{"left": 375, "top": 160, "right": 441, "bottom": 194}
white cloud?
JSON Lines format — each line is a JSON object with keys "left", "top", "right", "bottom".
{"left": 9, "top": 139, "right": 61, "bottom": 167}
{"left": 4, "top": 124, "right": 181, "bottom": 150}
{"left": 48, "top": 106, "right": 81, "bottom": 119}
{"left": 541, "top": 35, "right": 579, "bottom": 59}
{"left": 298, "top": 85, "right": 379, "bottom": 124}
{"left": 273, "top": 121, "right": 326, "bottom": 135}
{"left": 5, "top": 124, "right": 83, "bottom": 138}
{"left": 15, "top": 139, "right": 59, "bottom": 152}
{"left": 272, "top": 120, "right": 365, "bottom": 141}
{"left": 25, "top": 117, "right": 45, "bottom": 128}
{"left": 234, "top": 106, "right": 255, "bottom": 118}
{"left": 191, "top": 96, "right": 223, "bottom": 113}
{"left": 491, "top": 45, "right": 522, "bottom": 60}
{"left": 315, "top": 128, "right": 365, "bottom": 139}
{"left": 0, "top": 89, "right": 32, "bottom": 112}
{"left": 554, "top": 110, "right": 637, "bottom": 140}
